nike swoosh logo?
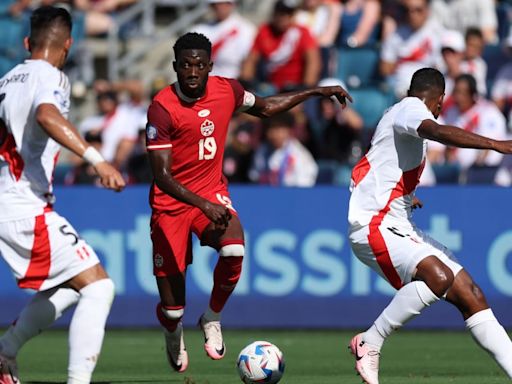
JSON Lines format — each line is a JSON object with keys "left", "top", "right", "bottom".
{"left": 355, "top": 344, "right": 364, "bottom": 361}
{"left": 216, "top": 345, "right": 225, "bottom": 356}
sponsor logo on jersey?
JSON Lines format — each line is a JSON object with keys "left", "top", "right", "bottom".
{"left": 198, "top": 109, "right": 210, "bottom": 117}
{"left": 201, "top": 119, "right": 215, "bottom": 136}
{"left": 154, "top": 253, "right": 164, "bottom": 268}
{"left": 146, "top": 124, "right": 157, "bottom": 140}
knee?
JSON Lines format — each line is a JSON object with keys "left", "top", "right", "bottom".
{"left": 427, "top": 267, "right": 454, "bottom": 297}
{"left": 157, "top": 303, "right": 184, "bottom": 321}
{"left": 81, "top": 278, "right": 115, "bottom": 305}
{"left": 219, "top": 244, "right": 245, "bottom": 257}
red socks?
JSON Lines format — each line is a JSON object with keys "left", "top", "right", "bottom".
{"left": 209, "top": 256, "right": 243, "bottom": 313}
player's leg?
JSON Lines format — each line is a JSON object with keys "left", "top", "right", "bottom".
{"left": 63, "top": 264, "right": 115, "bottom": 384}
{"left": 445, "top": 270, "right": 512, "bottom": 377}
{"left": 194, "top": 204, "right": 244, "bottom": 360}
{"left": 151, "top": 212, "right": 191, "bottom": 373}
{"left": 0, "top": 286, "right": 79, "bottom": 384}
{"left": 349, "top": 223, "right": 457, "bottom": 384}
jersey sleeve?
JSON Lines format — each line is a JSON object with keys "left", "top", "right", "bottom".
{"left": 146, "top": 100, "right": 173, "bottom": 150}
{"left": 33, "top": 67, "right": 70, "bottom": 114}
{"left": 394, "top": 99, "right": 435, "bottom": 137}
{"left": 228, "top": 79, "right": 256, "bottom": 112}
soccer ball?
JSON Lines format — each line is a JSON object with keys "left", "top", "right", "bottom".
{"left": 236, "top": 341, "right": 285, "bottom": 384}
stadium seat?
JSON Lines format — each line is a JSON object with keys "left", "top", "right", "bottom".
{"left": 464, "top": 165, "right": 499, "bottom": 184}
{"left": 348, "top": 87, "right": 394, "bottom": 131}
{"left": 432, "top": 163, "right": 461, "bottom": 184}
{"left": 316, "top": 160, "right": 338, "bottom": 184}
{"left": 335, "top": 47, "right": 380, "bottom": 88}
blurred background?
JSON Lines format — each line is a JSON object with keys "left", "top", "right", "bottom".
{"left": 1, "top": 0, "right": 512, "bottom": 330}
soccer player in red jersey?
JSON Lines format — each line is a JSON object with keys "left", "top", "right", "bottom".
{"left": 146, "top": 32, "right": 351, "bottom": 372}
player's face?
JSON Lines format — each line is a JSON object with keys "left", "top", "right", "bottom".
{"left": 174, "top": 49, "right": 212, "bottom": 98}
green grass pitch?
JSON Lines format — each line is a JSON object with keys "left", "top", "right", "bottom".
{"left": 17, "top": 329, "right": 510, "bottom": 384}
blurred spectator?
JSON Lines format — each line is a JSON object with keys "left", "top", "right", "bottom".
{"left": 491, "top": 35, "right": 512, "bottom": 127}
{"left": 438, "top": 30, "right": 465, "bottom": 100}
{"left": 249, "top": 111, "right": 318, "bottom": 186}
{"left": 191, "top": 0, "right": 255, "bottom": 79}
{"left": 294, "top": 0, "right": 341, "bottom": 76}
{"left": 0, "top": 0, "right": 30, "bottom": 76}
{"left": 431, "top": 0, "right": 498, "bottom": 44}
{"left": 78, "top": 87, "right": 140, "bottom": 171}
{"left": 333, "top": 0, "right": 381, "bottom": 49}
{"left": 441, "top": 74, "right": 506, "bottom": 183}
{"left": 65, "top": 130, "right": 102, "bottom": 185}
{"left": 461, "top": 27, "right": 487, "bottom": 96}
{"left": 306, "top": 77, "right": 363, "bottom": 164}
{"left": 223, "top": 119, "right": 257, "bottom": 183}
{"left": 240, "top": 0, "right": 321, "bottom": 92}
{"left": 380, "top": 0, "right": 443, "bottom": 97}
{"left": 126, "top": 128, "right": 152, "bottom": 184}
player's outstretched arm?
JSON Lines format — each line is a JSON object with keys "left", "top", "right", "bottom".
{"left": 148, "top": 149, "right": 231, "bottom": 228}
{"left": 417, "top": 119, "right": 512, "bottom": 154}
{"left": 246, "top": 85, "right": 353, "bottom": 118}
{"left": 36, "top": 103, "right": 125, "bottom": 191}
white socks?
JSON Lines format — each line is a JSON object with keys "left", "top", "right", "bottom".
{"left": 363, "top": 281, "right": 440, "bottom": 349}
{"left": 0, "top": 287, "right": 79, "bottom": 358}
{"left": 68, "top": 278, "right": 115, "bottom": 384}
{"left": 466, "top": 309, "right": 512, "bottom": 378}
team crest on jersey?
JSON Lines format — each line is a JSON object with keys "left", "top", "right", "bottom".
{"left": 53, "top": 89, "right": 69, "bottom": 110}
{"left": 200, "top": 119, "right": 215, "bottom": 136}
{"left": 146, "top": 124, "right": 157, "bottom": 140}
{"left": 198, "top": 109, "right": 210, "bottom": 117}
{"left": 154, "top": 253, "right": 164, "bottom": 268}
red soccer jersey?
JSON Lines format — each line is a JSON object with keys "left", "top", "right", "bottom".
{"left": 251, "top": 23, "right": 318, "bottom": 90}
{"left": 146, "top": 76, "right": 248, "bottom": 213}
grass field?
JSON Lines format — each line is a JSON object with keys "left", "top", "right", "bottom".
{"left": 17, "top": 329, "right": 510, "bottom": 384}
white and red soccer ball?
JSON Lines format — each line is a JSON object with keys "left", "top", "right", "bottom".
{"left": 236, "top": 341, "right": 285, "bottom": 384}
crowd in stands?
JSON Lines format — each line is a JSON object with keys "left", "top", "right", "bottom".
{"left": 3, "top": 0, "right": 512, "bottom": 186}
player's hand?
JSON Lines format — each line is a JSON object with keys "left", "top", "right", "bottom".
{"left": 318, "top": 85, "right": 353, "bottom": 109}
{"left": 493, "top": 140, "right": 512, "bottom": 154}
{"left": 94, "top": 162, "right": 126, "bottom": 192}
{"left": 411, "top": 196, "right": 423, "bottom": 210}
{"left": 201, "top": 201, "right": 232, "bottom": 229}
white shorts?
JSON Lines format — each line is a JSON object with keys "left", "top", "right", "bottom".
{"left": 0, "top": 210, "right": 100, "bottom": 291}
{"left": 349, "top": 218, "right": 463, "bottom": 290}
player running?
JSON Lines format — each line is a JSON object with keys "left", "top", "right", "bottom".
{"left": 146, "top": 32, "right": 351, "bottom": 373}
{"left": 0, "top": 6, "right": 125, "bottom": 384}
{"left": 348, "top": 67, "right": 512, "bottom": 384}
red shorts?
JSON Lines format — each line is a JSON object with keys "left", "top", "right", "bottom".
{"left": 150, "top": 188, "right": 241, "bottom": 276}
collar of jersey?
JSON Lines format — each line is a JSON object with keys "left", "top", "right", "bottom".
{"left": 174, "top": 82, "right": 203, "bottom": 103}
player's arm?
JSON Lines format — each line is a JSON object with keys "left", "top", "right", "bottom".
{"left": 245, "top": 86, "right": 353, "bottom": 118}
{"left": 147, "top": 149, "right": 231, "bottom": 228}
{"left": 417, "top": 119, "right": 512, "bottom": 154}
{"left": 35, "top": 103, "right": 125, "bottom": 191}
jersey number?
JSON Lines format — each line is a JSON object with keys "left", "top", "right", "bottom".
{"left": 198, "top": 137, "right": 217, "bottom": 160}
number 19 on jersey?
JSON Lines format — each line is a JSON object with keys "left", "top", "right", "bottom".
{"left": 198, "top": 137, "right": 217, "bottom": 160}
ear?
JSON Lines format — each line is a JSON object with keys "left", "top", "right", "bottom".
{"left": 172, "top": 61, "right": 177, "bottom": 72}
{"left": 65, "top": 37, "right": 73, "bottom": 51}
{"left": 208, "top": 60, "right": 213, "bottom": 73}
{"left": 23, "top": 37, "right": 30, "bottom": 52}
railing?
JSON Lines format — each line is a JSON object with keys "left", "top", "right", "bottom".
{"left": 106, "top": 0, "right": 264, "bottom": 81}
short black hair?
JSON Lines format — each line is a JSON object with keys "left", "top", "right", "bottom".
{"left": 173, "top": 32, "right": 212, "bottom": 60}
{"left": 29, "top": 6, "right": 72, "bottom": 48}
{"left": 455, "top": 74, "right": 478, "bottom": 97}
{"left": 409, "top": 68, "right": 445, "bottom": 95}
{"left": 465, "top": 27, "right": 483, "bottom": 41}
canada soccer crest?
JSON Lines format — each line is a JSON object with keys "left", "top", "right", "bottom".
{"left": 200, "top": 119, "right": 215, "bottom": 136}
